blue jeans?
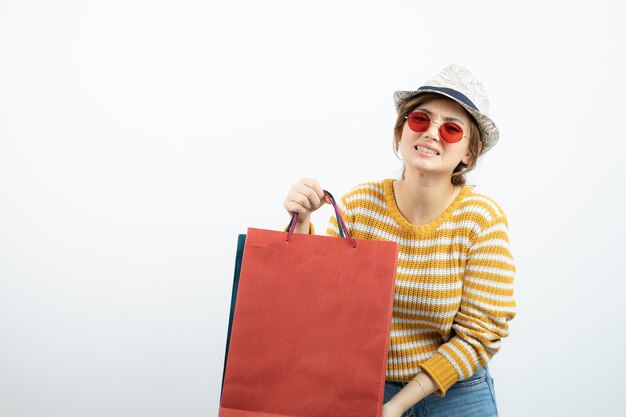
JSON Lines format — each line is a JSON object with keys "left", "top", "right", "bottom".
{"left": 383, "top": 366, "right": 498, "bottom": 417}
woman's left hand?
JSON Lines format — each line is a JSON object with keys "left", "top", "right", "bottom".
{"left": 382, "top": 402, "right": 404, "bottom": 417}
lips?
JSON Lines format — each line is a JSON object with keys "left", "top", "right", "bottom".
{"left": 414, "top": 143, "right": 440, "bottom": 155}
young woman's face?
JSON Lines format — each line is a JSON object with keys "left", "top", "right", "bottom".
{"left": 398, "top": 97, "right": 474, "bottom": 179}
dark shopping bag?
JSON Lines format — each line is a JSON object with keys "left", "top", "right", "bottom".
{"left": 221, "top": 233, "right": 246, "bottom": 397}
{"left": 220, "top": 191, "right": 399, "bottom": 417}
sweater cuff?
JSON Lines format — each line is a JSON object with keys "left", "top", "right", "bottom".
{"left": 419, "top": 353, "right": 459, "bottom": 397}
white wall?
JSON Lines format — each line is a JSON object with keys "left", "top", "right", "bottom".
{"left": 1, "top": 1, "right": 625, "bottom": 416}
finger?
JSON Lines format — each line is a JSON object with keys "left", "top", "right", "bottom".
{"left": 298, "top": 187, "right": 321, "bottom": 209}
{"left": 285, "top": 188, "right": 311, "bottom": 211}
{"left": 292, "top": 191, "right": 313, "bottom": 210}
{"left": 301, "top": 178, "right": 325, "bottom": 202}
{"left": 284, "top": 201, "right": 309, "bottom": 215}
{"left": 292, "top": 182, "right": 320, "bottom": 209}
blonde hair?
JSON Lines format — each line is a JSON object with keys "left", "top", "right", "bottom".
{"left": 393, "top": 93, "right": 483, "bottom": 186}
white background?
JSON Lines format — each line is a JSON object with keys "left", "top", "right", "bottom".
{"left": 1, "top": 1, "right": 625, "bottom": 416}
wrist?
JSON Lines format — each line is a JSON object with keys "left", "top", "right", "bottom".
{"left": 295, "top": 212, "right": 310, "bottom": 224}
{"left": 292, "top": 217, "right": 312, "bottom": 235}
{"left": 382, "top": 401, "right": 404, "bottom": 417}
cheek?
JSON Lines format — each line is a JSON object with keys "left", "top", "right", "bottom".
{"left": 398, "top": 129, "right": 413, "bottom": 150}
{"left": 399, "top": 124, "right": 413, "bottom": 142}
{"left": 449, "top": 139, "right": 468, "bottom": 149}
{"left": 443, "top": 142, "right": 471, "bottom": 161}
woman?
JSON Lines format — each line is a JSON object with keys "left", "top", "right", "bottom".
{"left": 283, "top": 64, "right": 515, "bottom": 417}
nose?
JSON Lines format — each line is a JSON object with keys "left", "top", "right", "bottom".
{"left": 425, "top": 120, "right": 441, "bottom": 141}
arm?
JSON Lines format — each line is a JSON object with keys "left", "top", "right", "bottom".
{"left": 385, "top": 214, "right": 516, "bottom": 416}
{"left": 419, "top": 214, "right": 516, "bottom": 395}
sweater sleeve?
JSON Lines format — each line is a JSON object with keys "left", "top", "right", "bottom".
{"left": 419, "top": 214, "right": 516, "bottom": 396}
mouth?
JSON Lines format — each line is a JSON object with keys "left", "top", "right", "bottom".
{"left": 414, "top": 144, "right": 440, "bottom": 156}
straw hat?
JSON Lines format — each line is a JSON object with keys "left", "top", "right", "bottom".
{"left": 393, "top": 64, "right": 499, "bottom": 156}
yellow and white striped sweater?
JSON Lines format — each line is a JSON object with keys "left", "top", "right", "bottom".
{"left": 325, "top": 179, "right": 516, "bottom": 396}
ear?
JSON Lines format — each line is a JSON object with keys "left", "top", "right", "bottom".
{"left": 461, "top": 148, "right": 473, "bottom": 165}
{"left": 462, "top": 141, "right": 482, "bottom": 165}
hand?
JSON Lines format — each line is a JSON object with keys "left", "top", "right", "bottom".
{"left": 283, "top": 177, "right": 331, "bottom": 223}
{"left": 382, "top": 402, "right": 403, "bottom": 417}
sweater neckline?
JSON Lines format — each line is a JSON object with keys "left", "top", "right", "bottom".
{"left": 383, "top": 178, "right": 473, "bottom": 234}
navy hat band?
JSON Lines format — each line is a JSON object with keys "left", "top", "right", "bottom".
{"left": 417, "top": 86, "right": 478, "bottom": 112}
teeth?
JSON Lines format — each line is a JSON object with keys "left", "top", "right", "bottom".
{"left": 415, "top": 145, "right": 437, "bottom": 155}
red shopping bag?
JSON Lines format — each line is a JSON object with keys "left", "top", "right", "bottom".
{"left": 219, "top": 191, "right": 398, "bottom": 417}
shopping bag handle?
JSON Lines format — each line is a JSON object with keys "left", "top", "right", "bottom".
{"left": 286, "top": 190, "right": 356, "bottom": 248}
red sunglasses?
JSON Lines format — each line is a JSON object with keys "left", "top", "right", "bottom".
{"left": 405, "top": 111, "right": 468, "bottom": 143}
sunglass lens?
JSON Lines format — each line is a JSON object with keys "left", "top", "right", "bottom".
{"left": 440, "top": 123, "right": 464, "bottom": 143}
{"left": 407, "top": 112, "right": 430, "bottom": 132}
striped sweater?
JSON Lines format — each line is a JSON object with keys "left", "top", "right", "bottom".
{"left": 324, "top": 179, "right": 516, "bottom": 396}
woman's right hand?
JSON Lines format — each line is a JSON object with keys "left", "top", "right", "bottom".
{"left": 283, "top": 177, "right": 331, "bottom": 224}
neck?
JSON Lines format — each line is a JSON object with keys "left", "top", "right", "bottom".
{"left": 393, "top": 171, "right": 459, "bottom": 225}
